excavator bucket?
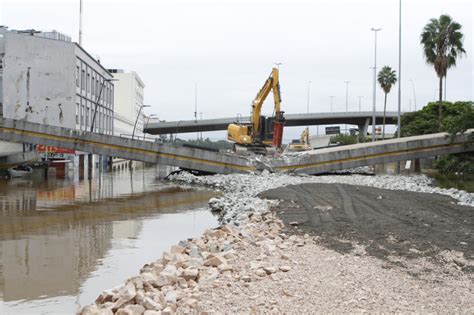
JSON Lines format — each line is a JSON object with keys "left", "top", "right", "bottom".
{"left": 272, "top": 121, "right": 284, "bottom": 148}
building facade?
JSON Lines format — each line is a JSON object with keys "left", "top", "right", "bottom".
{"left": 0, "top": 27, "right": 114, "bottom": 134}
{"left": 0, "top": 27, "right": 114, "bottom": 175}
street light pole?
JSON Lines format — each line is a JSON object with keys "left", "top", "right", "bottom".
{"left": 329, "top": 96, "right": 335, "bottom": 112}
{"left": 397, "top": 0, "right": 402, "bottom": 138}
{"left": 200, "top": 112, "right": 203, "bottom": 141}
{"left": 371, "top": 27, "right": 382, "bottom": 142}
{"left": 358, "top": 96, "right": 363, "bottom": 112}
{"left": 132, "top": 104, "right": 150, "bottom": 140}
{"left": 409, "top": 79, "right": 417, "bottom": 111}
{"left": 344, "top": 81, "right": 350, "bottom": 112}
{"left": 91, "top": 78, "right": 117, "bottom": 132}
{"left": 307, "top": 81, "right": 311, "bottom": 132}
{"left": 306, "top": 81, "right": 311, "bottom": 114}
{"left": 79, "top": 0, "right": 83, "bottom": 46}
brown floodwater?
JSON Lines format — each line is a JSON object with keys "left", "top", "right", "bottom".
{"left": 0, "top": 166, "right": 218, "bottom": 314}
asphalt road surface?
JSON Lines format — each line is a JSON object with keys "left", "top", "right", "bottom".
{"left": 260, "top": 183, "right": 473, "bottom": 272}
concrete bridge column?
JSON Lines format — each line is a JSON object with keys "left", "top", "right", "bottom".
{"left": 358, "top": 118, "right": 370, "bottom": 141}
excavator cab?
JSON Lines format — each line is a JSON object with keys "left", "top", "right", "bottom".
{"left": 227, "top": 123, "right": 253, "bottom": 145}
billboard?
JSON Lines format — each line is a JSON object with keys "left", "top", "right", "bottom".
{"left": 37, "top": 145, "right": 75, "bottom": 159}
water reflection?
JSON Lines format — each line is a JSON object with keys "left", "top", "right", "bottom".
{"left": 0, "top": 167, "right": 218, "bottom": 314}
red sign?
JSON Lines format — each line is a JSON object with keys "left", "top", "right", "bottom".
{"left": 36, "top": 145, "right": 75, "bottom": 154}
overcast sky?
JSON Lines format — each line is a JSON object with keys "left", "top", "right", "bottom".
{"left": 1, "top": 0, "right": 472, "bottom": 140}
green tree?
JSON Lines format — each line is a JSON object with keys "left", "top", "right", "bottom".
{"left": 420, "top": 14, "right": 466, "bottom": 130}
{"left": 400, "top": 101, "right": 473, "bottom": 137}
{"left": 377, "top": 66, "right": 397, "bottom": 139}
{"left": 401, "top": 101, "right": 473, "bottom": 178}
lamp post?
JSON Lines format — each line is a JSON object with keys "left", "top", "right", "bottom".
{"left": 344, "top": 81, "right": 350, "bottom": 112}
{"left": 200, "top": 112, "right": 203, "bottom": 141}
{"left": 91, "top": 78, "right": 117, "bottom": 132}
{"left": 143, "top": 114, "right": 157, "bottom": 141}
{"left": 409, "top": 79, "right": 417, "bottom": 111}
{"left": 371, "top": 27, "right": 382, "bottom": 142}
{"left": 329, "top": 96, "right": 335, "bottom": 112}
{"left": 132, "top": 104, "right": 150, "bottom": 140}
{"left": 307, "top": 81, "right": 311, "bottom": 132}
{"left": 358, "top": 96, "right": 363, "bottom": 112}
{"left": 397, "top": 0, "right": 402, "bottom": 139}
{"left": 306, "top": 81, "right": 311, "bottom": 114}
{"left": 89, "top": 78, "right": 117, "bottom": 180}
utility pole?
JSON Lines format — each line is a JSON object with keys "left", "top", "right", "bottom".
{"left": 371, "top": 27, "right": 382, "bottom": 142}
{"left": 344, "top": 81, "right": 350, "bottom": 112}
{"left": 307, "top": 81, "right": 311, "bottom": 132}
{"left": 79, "top": 0, "right": 83, "bottom": 46}
{"left": 329, "top": 96, "right": 335, "bottom": 112}
{"left": 397, "top": 0, "right": 402, "bottom": 139}
{"left": 397, "top": 0, "right": 402, "bottom": 174}
{"left": 194, "top": 82, "right": 198, "bottom": 140}
{"left": 200, "top": 112, "right": 203, "bottom": 141}
{"left": 409, "top": 79, "right": 417, "bottom": 111}
{"left": 306, "top": 81, "right": 311, "bottom": 115}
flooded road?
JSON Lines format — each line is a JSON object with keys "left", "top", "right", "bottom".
{"left": 0, "top": 166, "right": 218, "bottom": 314}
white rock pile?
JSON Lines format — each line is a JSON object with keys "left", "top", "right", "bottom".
{"left": 170, "top": 172, "right": 474, "bottom": 211}
{"left": 80, "top": 213, "right": 288, "bottom": 315}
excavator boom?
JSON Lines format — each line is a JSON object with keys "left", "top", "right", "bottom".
{"left": 251, "top": 67, "right": 282, "bottom": 139}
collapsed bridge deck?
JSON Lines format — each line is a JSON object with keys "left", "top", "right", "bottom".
{"left": 0, "top": 117, "right": 472, "bottom": 175}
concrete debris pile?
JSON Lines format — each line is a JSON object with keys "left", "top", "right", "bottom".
{"left": 80, "top": 212, "right": 291, "bottom": 315}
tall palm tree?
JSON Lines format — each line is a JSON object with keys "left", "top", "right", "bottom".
{"left": 377, "top": 66, "right": 397, "bottom": 140}
{"left": 420, "top": 14, "right": 466, "bottom": 130}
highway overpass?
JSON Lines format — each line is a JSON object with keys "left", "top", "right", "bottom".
{"left": 144, "top": 111, "right": 401, "bottom": 135}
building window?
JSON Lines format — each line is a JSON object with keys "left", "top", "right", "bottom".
{"left": 81, "top": 69, "right": 85, "bottom": 91}
{"left": 76, "top": 66, "right": 80, "bottom": 87}
{"left": 76, "top": 103, "right": 79, "bottom": 124}
{"left": 87, "top": 73, "right": 90, "bottom": 93}
{"left": 110, "top": 89, "right": 114, "bottom": 109}
{"left": 91, "top": 76, "right": 95, "bottom": 96}
{"left": 85, "top": 102, "right": 90, "bottom": 128}
{"left": 80, "top": 105, "right": 84, "bottom": 126}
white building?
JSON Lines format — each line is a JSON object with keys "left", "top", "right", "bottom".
{"left": 109, "top": 69, "right": 145, "bottom": 138}
{"left": 0, "top": 27, "right": 114, "bottom": 176}
{"left": 0, "top": 27, "right": 114, "bottom": 134}
{"left": 109, "top": 69, "right": 152, "bottom": 170}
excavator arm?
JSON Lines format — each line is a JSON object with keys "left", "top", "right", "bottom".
{"left": 251, "top": 67, "right": 282, "bottom": 139}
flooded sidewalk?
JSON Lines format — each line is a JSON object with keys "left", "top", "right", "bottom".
{"left": 0, "top": 166, "right": 218, "bottom": 314}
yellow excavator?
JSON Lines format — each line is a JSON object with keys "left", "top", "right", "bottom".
{"left": 288, "top": 127, "right": 312, "bottom": 151}
{"left": 227, "top": 67, "right": 285, "bottom": 154}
